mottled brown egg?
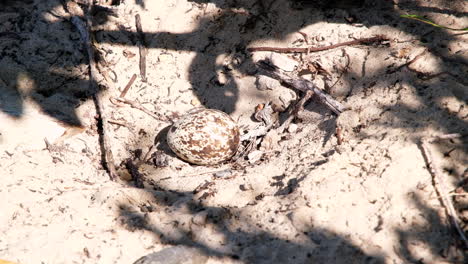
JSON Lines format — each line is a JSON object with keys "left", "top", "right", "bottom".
{"left": 166, "top": 108, "right": 240, "bottom": 165}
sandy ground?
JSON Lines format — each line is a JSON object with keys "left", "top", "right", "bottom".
{"left": 0, "top": 0, "right": 467, "bottom": 263}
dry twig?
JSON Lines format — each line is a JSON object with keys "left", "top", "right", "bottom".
{"left": 278, "top": 90, "right": 314, "bottom": 133}
{"left": 419, "top": 133, "right": 468, "bottom": 248}
{"left": 234, "top": 103, "right": 278, "bottom": 163}
{"left": 111, "top": 97, "right": 171, "bottom": 122}
{"left": 135, "top": 14, "right": 147, "bottom": 82}
{"left": 257, "top": 60, "right": 347, "bottom": 115}
{"left": 70, "top": 3, "right": 118, "bottom": 180}
{"left": 120, "top": 73, "right": 137, "bottom": 98}
{"left": 248, "top": 35, "right": 389, "bottom": 53}
{"left": 387, "top": 49, "right": 428, "bottom": 74}
{"left": 108, "top": 119, "right": 129, "bottom": 128}
{"left": 240, "top": 103, "right": 276, "bottom": 142}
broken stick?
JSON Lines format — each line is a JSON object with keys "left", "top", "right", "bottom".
{"left": 111, "top": 97, "right": 171, "bottom": 122}
{"left": 135, "top": 14, "right": 147, "bottom": 82}
{"left": 119, "top": 73, "right": 137, "bottom": 98}
{"left": 278, "top": 89, "right": 314, "bottom": 134}
{"left": 419, "top": 134, "right": 468, "bottom": 249}
{"left": 257, "top": 60, "right": 347, "bottom": 115}
{"left": 71, "top": 4, "right": 118, "bottom": 180}
{"left": 248, "top": 35, "right": 389, "bottom": 53}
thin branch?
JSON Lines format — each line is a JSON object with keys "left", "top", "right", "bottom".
{"left": 248, "top": 35, "right": 389, "bottom": 53}
{"left": 419, "top": 135, "right": 468, "bottom": 248}
{"left": 278, "top": 89, "right": 314, "bottom": 133}
{"left": 111, "top": 97, "right": 171, "bottom": 122}
{"left": 71, "top": 3, "right": 118, "bottom": 180}
{"left": 257, "top": 60, "right": 347, "bottom": 115}
{"left": 120, "top": 73, "right": 137, "bottom": 98}
{"left": 135, "top": 14, "right": 147, "bottom": 82}
{"left": 387, "top": 49, "right": 427, "bottom": 74}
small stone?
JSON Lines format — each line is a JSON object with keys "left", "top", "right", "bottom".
{"left": 190, "top": 98, "right": 201, "bottom": 106}
{"left": 248, "top": 150, "right": 263, "bottom": 164}
{"left": 256, "top": 75, "right": 279, "bottom": 91}
{"left": 16, "top": 72, "right": 36, "bottom": 94}
{"left": 260, "top": 130, "right": 280, "bottom": 151}
{"left": 152, "top": 150, "right": 169, "bottom": 167}
{"left": 215, "top": 71, "right": 228, "bottom": 86}
{"left": 287, "top": 123, "right": 298, "bottom": 133}
{"left": 117, "top": 168, "right": 132, "bottom": 181}
{"left": 213, "top": 169, "right": 232, "bottom": 178}
{"left": 133, "top": 246, "right": 208, "bottom": 264}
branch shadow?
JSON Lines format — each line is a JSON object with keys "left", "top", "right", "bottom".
{"left": 394, "top": 193, "right": 467, "bottom": 263}
{"left": 1, "top": 0, "right": 465, "bottom": 132}
{"left": 117, "top": 179, "right": 386, "bottom": 263}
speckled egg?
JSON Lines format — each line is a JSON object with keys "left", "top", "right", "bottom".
{"left": 166, "top": 108, "right": 240, "bottom": 165}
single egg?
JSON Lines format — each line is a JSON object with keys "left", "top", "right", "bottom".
{"left": 166, "top": 108, "right": 240, "bottom": 165}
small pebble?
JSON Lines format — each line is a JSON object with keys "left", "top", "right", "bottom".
{"left": 117, "top": 168, "right": 132, "bottom": 181}
{"left": 213, "top": 169, "right": 232, "bottom": 178}
{"left": 288, "top": 123, "right": 298, "bottom": 133}
{"left": 133, "top": 246, "right": 208, "bottom": 264}
{"left": 190, "top": 98, "right": 201, "bottom": 106}
{"left": 248, "top": 150, "right": 263, "bottom": 164}
{"left": 256, "top": 75, "right": 279, "bottom": 91}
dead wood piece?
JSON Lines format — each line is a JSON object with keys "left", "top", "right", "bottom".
{"left": 278, "top": 89, "right": 314, "bottom": 134}
{"left": 326, "top": 49, "right": 350, "bottom": 93}
{"left": 257, "top": 60, "right": 346, "bottom": 115}
{"left": 235, "top": 103, "right": 278, "bottom": 163}
{"left": 240, "top": 103, "right": 276, "bottom": 142}
{"left": 108, "top": 119, "right": 128, "bottom": 127}
{"left": 120, "top": 73, "right": 137, "bottom": 98}
{"left": 428, "top": 133, "right": 465, "bottom": 142}
{"left": 239, "top": 125, "right": 271, "bottom": 142}
{"left": 419, "top": 134, "right": 468, "bottom": 249}
{"left": 297, "top": 31, "right": 309, "bottom": 45}
{"left": 70, "top": 4, "right": 118, "bottom": 181}
{"left": 135, "top": 14, "right": 147, "bottom": 82}
{"left": 248, "top": 35, "right": 389, "bottom": 53}
{"left": 254, "top": 102, "right": 277, "bottom": 126}
{"left": 387, "top": 49, "right": 428, "bottom": 74}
